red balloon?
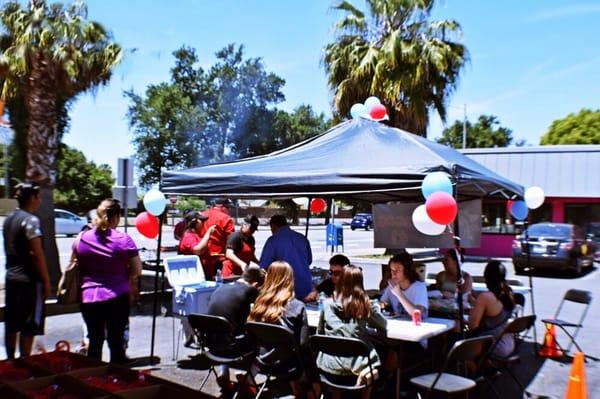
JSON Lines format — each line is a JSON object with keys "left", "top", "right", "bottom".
{"left": 310, "top": 198, "right": 327, "bottom": 214}
{"left": 369, "top": 104, "right": 387, "bottom": 120}
{"left": 425, "top": 192, "right": 458, "bottom": 225}
{"left": 506, "top": 200, "right": 514, "bottom": 213}
{"left": 135, "top": 211, "right": 159, "bottom": 239}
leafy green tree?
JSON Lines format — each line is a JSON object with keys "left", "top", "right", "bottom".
{"left": 323, "top": 0, "right": 468, "bottom": 135}
{"left": 0, "top": 0, "right": 122, "bottom": 286}
{"left": 540, "top": 109, "right": 600, "bottom": 145}
{"left": 437, "top": 115, "right": 522, "bottom": 148}
{"left": 125, "top": 83, "right": 205, "bottom": 188}
{"left": 54, "top": 144, "right": 114, "bottom": 213}
{"left": 238, "top": 105, "right": 330, "bottom": 157}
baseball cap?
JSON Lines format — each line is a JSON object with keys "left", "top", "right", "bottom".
{"left": 185, "top": 211, "right": 208, "bottom": 224}
{"left": 243, "top": 215, "right": 259, "bottom": 230}
{"left": 213, "top": 198, "right": 233, "bottom": 207}
{"left": 14, "top": 182, "right": 40, "bottom": 200}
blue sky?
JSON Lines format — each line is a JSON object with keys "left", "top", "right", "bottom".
{"left": 64, "top": 1, "right": 600, "bottom": 174}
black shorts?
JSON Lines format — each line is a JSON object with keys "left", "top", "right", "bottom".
{"left": 4, "top": 280, "right": 46, "bottom": 336}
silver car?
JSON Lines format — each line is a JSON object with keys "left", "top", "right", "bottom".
{"left": 54, "top": 209, "right": 86, "bottom": 237}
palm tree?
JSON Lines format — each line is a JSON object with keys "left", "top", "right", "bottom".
{"left": 0, "top": 0, "right": 122, "bottom": 288}
{"left": 323, "top": 0, "right": 468, "bottom": 135}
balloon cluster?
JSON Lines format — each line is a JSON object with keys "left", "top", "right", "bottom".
{"left": 350, "top": 96, "right": 389, "bottom": 121}
{"left": 507, "top": 186, "right": 545, "bottom": 220}
{"left": 310, "top": 198, "right": 327, "bottom": 214}
{"left": 412, "top": 172, "right": 457, "bottom": 236}
{"left": 135, "top": 189, "right": 167, "bottom": 239}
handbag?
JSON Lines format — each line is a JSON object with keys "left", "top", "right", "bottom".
{"left": 57, "top": 233, "right": 83, "bottom": 304}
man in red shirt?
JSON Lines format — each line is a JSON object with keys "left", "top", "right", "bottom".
{"left": 200, "top": 198, "right": 235, "bottom": 279}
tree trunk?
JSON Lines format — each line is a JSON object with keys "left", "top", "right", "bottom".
{"left": 25, "top": 54, "right": 61, "bottom": 293}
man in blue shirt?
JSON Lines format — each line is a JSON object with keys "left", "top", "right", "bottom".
{"left": 260, "top": 214, "right": 313, "bottom": 300}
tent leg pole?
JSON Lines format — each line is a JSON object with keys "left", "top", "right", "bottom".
{"left": 305, "top": 197, "right": 312, "bottom": 237}
{"left": 150, "top": 213, "right": 164, "bottom": 365}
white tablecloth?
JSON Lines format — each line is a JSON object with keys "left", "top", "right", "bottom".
{"left": 306, "top": 310, "right": 454, "bottom": 342}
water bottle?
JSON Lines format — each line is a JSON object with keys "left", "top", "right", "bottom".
{"left": 215, "top": 269, "right": 223, "bottom": 283}
{"left": 318, "top": 292, "right": 326, "bottom": 311}
{"left": 372, "top": 298, "right": 381, "bottom": 313}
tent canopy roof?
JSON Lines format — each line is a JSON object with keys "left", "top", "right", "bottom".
{"left": 162, "top": 118, "right": 523, "bottom": 202}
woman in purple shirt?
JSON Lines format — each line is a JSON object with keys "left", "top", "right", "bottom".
{"left": 77, "top": 199, "right": 141, "bottom": 363}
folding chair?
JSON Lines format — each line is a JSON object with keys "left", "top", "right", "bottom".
{"left": 513, "top": 293, "right": 526, "bottom": 319}
{"left": 246, "top": 321, "right": 309, "bottom": 399}
{"left": 410, "top": 335, "right": 495, "bottom": 399}
{"left": 310, "top": 335, "right": 379, "bottom": 398}
{"left": 484, "top": 315, "right": 536, "bottom": 398}
{"left": 541, "top": 289, "right": 596, "bottom": 361}
{"left": 187, "top": 314, "right": 254, "bottom": 397}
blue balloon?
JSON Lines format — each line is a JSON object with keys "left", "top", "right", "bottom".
{"left": 510, "top": 200, "right": 528, "bottom": 220}
{"left": 143, "top": 189, "right": 167, "bottom": 216}
{"left": 421, "top": 172, "right": 453, "bottom": 199}
{"left": 350, "top": 103, "right": 367, "bottom": 119}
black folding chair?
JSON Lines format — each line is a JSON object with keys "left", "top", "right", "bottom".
{"left": 541, "top": 289, "right": 596, "bottom": 361}
{"left": 410, "top": 335, "right": 495, "bottom": 399}
{"left": 483, "top": 315, "right": 536, "bottom": 398}
{"left": 246, "top": 321, "right": 307, "bottom": 399}
{"left": 310, "top": 335, "right": 378, "bottom": 397}
{"left": 187, "top": 314, "right": 254, "bottom": 397}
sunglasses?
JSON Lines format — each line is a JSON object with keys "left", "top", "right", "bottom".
{"left": 329, "top": 270, "right": 342, "bottom": 276}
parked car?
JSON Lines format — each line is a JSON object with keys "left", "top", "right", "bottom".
{"left": 55, "top": 209, "right": 86, "bottom": 237}
{"left": 584, "top": 222, "right": 600, "bottom": 263}
{"left": 350, "top": 213, "right": 374, "bottom": 230}
{"left": 512, "top": 223, "right": 596, "bottom": 276}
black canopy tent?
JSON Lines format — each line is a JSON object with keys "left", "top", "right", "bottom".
{"left": 152, "top": 118, "right": 526, "bottom": 357}
{"left": 162, "top": 118, "right": 523, "bottom": 201}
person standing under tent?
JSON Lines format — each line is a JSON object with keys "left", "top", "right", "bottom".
{"left": 222, "top": 215, "right": 260, "bottom": 277}
{"left": 260, "top": 215, "right": 313, "bottom": 301}
{"left": 201, "top": 198, "right": 235, "bottom": 280}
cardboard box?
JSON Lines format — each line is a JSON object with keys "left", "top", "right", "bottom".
{"left": 67, "top": 365, "right": 157, "bottom": 394}
{"left": 9, "top": 374, "right": 112, "bottom": 398}
{"left": 0, "top": 359, "right": 52, "bottom": 384}
{"left": 22, "top": 352, "right": 105, "bottom": 374}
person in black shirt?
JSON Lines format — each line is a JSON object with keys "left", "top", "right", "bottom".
{"left": 305, "top": 254, "right": 350, "bottom": 301}
{"left": 222, "top": 215, "right": 259, "bottom": 277}
{"left": 206, "top": 266, "right": 265, "bottom": 392}
{"left": 3, "top": 182, "right": 51, "bottom": 359}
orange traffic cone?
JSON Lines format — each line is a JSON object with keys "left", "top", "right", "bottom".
{"left": 539, "top": 322, "right": 564, "bottom": 358}
{"left": 565, "top": 352, "right": 587, "bottom": 399}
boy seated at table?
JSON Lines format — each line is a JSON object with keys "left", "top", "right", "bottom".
{"left": 317, "top": 265, "right": 386, "bottom": 398}
{"left": 380, "top": 252, "right": 428, "bottom": 318}
{"left": 304, "top": 254, "right": 350, "bottom": 301}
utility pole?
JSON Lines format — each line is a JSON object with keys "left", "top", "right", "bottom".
{"left": 462, "top": 103, "right": 467, "bottom": 149}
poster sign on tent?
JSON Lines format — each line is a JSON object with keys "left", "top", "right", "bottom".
{"left": 373, "top": 199, "right": 482, "bottom": 248}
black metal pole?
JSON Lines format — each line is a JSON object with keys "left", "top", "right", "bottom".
{"left": 149, "top": 212, "right": 164, "bottom": 365}
{"left": 305, "top": 197, "right": 312, "bottom": 237}
{"left": 524, "top": 219, "right": 538, "bottom": 350}
{"left": 452, "top": 172, "right": 465, "bottom": 337}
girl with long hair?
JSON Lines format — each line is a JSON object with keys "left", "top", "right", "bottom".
{"left": 468, "top": 260, "right": 515, "bottom": 356}
{"left": 248, "top": 261, "right": 317, "bottom": 397}
{"left": 317, "top": 265, "right": 386, "bottom": 399}
{"left": 436, "top": 249, "right": 473, "bottom": 298}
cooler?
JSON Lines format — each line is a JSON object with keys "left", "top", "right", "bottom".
{"left": 163, "top": 255, "right": 220, "bottom": 317}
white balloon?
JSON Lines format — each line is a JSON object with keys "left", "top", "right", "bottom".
{"left": 350, "top": 103, "right": 367, "bottom": 118}
{"left": 364, "top": 96, "right": 381, "bottom": 111}
{"left": 524, "top": 186, "right": 545, "bottom": 209}
{"left": 412, "top": 204, "right": 446, "bottom": 236}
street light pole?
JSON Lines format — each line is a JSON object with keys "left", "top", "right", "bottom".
{"left": 462, "top": 103, "right": 467, "bottom": 149}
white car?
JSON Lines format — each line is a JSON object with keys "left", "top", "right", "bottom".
{"left": 55, "top": 209, "right": 86, "bottom": 236}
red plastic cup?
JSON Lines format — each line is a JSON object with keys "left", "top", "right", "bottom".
{"left": 412, "top": 309, "right": 422, "bottom": 326}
